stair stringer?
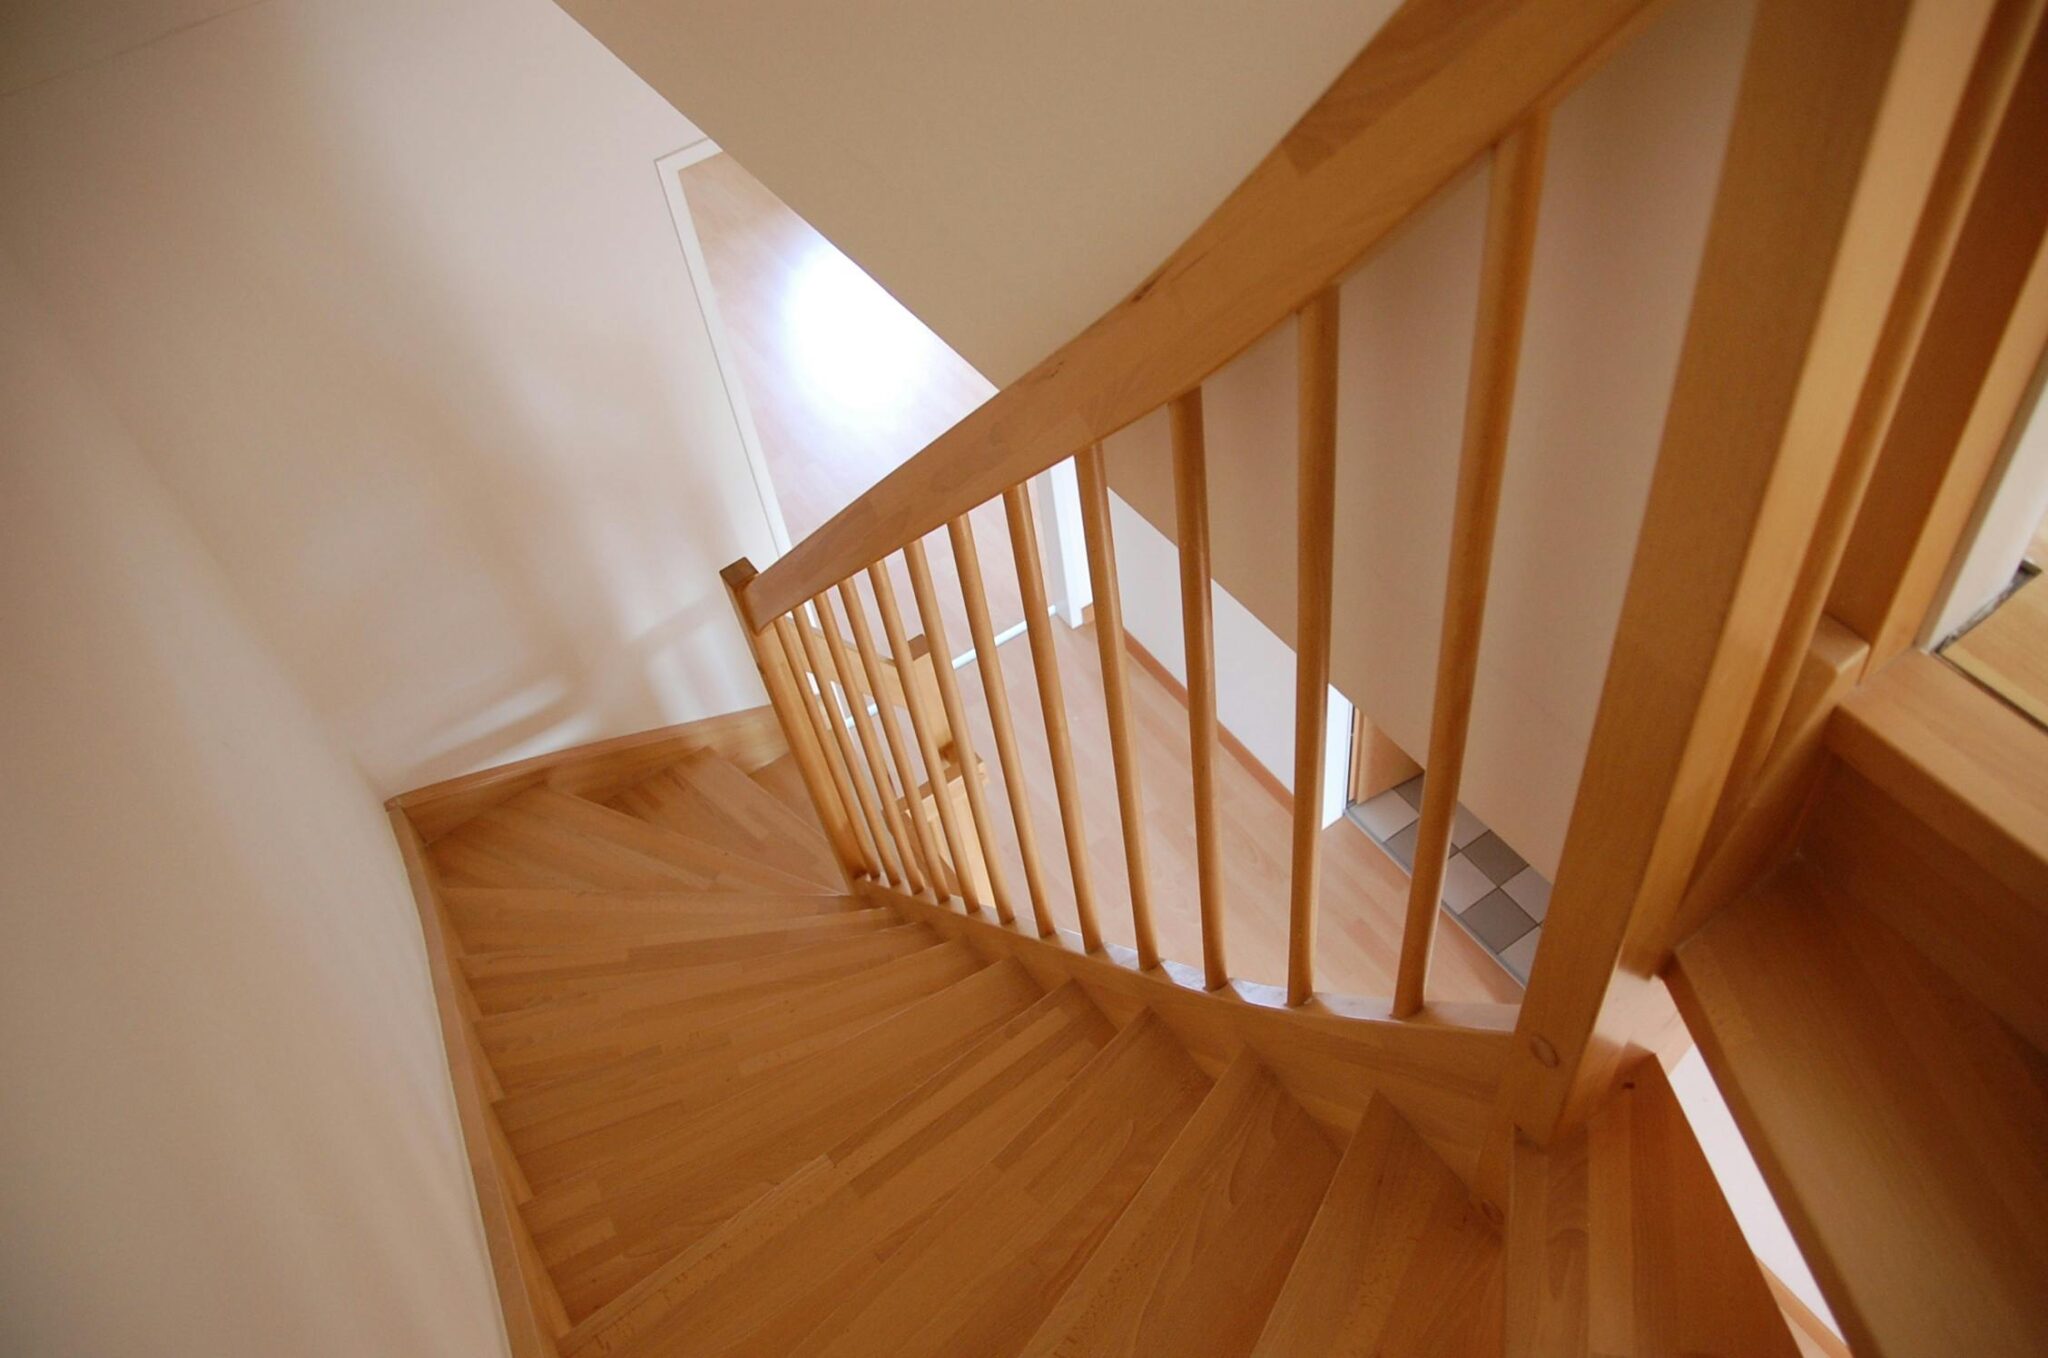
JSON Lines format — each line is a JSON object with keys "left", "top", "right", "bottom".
{"left": 860, "top": 881, "right": 1517, "bottom": 1191}
{"left": 393, "top": 705, "right": 794, "bottom": 844}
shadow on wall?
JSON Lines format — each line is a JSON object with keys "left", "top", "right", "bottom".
{"left": 0, "top": 0, "right": 778, "bottom": 795}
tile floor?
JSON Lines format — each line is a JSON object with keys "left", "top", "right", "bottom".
{"left": 1345, "top": 773, "right": 1552, "bottom": 984}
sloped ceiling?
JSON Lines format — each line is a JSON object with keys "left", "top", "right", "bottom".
{"left": 554, "top": 0, "right": 1401, "bottom": 385}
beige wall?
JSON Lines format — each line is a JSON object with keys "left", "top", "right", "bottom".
{"left": 0, "top": 255, "right": 507, "bottom": 1356}
{"left": 0, "top": 0, "right": 783, "bottom": 797}
{"left": 558, "top": 0, "right": 1404, "bottom": 387}
{"left": 1106, "top": 0, "right": 1754, "bottom": 875}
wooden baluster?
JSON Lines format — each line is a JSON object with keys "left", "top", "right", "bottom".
{"left": 1001, "top": 484, "right": 1103, "bottom": 952}
{"left": 774, "top": 613, "right": 881, "bottom": 878}
{"left": 949, "top": 514, "right": 1057, "bottom": 938}
{"left": 1073, "top": 445, "right": 1158, "bottom": 969}
{"left": 838, "top": 578, "right": 948, "bottom": 901}
{"left": 868, "top": 559, "right": 977, "bottom": 903}
{"left": 793, "top": 603, "right": 898, "bottom": 884}
{"left": 1288, "top": 290, "right": 1341, "bottom": 1007}
{"left": 1172, "top": 387, "right": 1229, "bottom": 989}
{"left": 1394, "top": 116, "right": 1549, "bottom": 1019}
{"left": 818, "top": 589, "right": 923, "bottom": 894}
{"left": 903, "top": 538, "right": 1016, "bottom": 923}
{"left": 720, "top": 562, "right": 865, "bottom": 882}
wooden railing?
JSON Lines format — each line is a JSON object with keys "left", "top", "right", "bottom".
{"left": 721, "top": 0, "right": 1662, "bottom": 1011}
{"left": 719, "top": 0, "right": 2018, "bottom": 1184}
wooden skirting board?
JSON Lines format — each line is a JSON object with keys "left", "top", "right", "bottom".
{"left": 859, "top": 880, "right": 1517, "bottom": 1190}
{"left": 390, "top": 705, "right": 788, "bottom": 843}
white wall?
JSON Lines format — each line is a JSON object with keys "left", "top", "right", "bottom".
{"left": 1105, "top": 0, "right": 1754, "bottom": 877}
{"left": 0, "top": 255, "right": 507, "bottom": 1357}
{"left": 556, "top": 0, "right": 1404, "bottom": 387}
{"left": 0, "top": 0, "right": 783, "bottom": 796}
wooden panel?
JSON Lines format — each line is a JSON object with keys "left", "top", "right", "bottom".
{"left": 864, "top": 881, "right": 1517, "bottom": 1188}
{"left": 1713, "top": 0, "right": 2046, "bottom": 820}
{"left": 793, "top": 1011, "right": 1210, "bottom": 1358}
{"left": 1830, "top": 7, "right": 2048, "bottom": 667}
{"left": 1492, "top": 0, "right": 2000, "bottom": 1165}
{"left": 1002, "top": 484, "right": 1102, "bottom": 951}
{"left": 389, "top": 808, "right": 565, "bottom": 1357}
{"left": 394, "top": 700, "right": 788, "bottom": 844}
{"left": 1288, "top": 289, "right": 1341, "bottom": 1008}
{"left": 1395, "top": 114, "right": 1548, "bottom": 1020}
{"left": 778, "top": 613, "right": 883, "bottom": 877}
{"left": 1349, "top": 709, "right": 1422, "bottom": 802}
{"left": 1074, "top": 442, "right": 1158, "bottom": 968}
{"left": 1250, "top": 1096, "right": 1501, "bottom": 1357}
{"left": 740, "top": 0, "right": 1664, "bottom": 628}
{"left": 1173, "top": 388, "right": 1230, "bottom": 989}
{"left": 1669, "top": 861, "right": 2048, "bottom": 1358}
{"left": 949, "top": 514, "right": 1056, "bottom": 935}
{"left": 1018, "top": 1051, "right": 1339, "bottom": 1358}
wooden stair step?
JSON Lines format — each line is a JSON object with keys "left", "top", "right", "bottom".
{"left": 1505, "top": 1051, "right": 1801, "bottom": 1357}
{"left": 442, "top": 886, "right": 861, "bottom": 953}
{"left": 790, "top": 1008, "right": 1211, "bottom": 1358}
{"left": 566, "top": 983, "right": 1115, "bottom": 1358}
{"left": 516, "top": 786, "right": 837, "bottom": 894}
{"left": 526, "top": 958, "right": 1047, "bottom": 1321}
{"left": 498, "top": 938, "right": 987, "bottom": 1165}
{"left": 1018, "top": 1049, "right": 1340, "bottom": 1358}
{"left": 459, "top": 908, "right": 900, "bottom": 1014}
{"left": 1669, "top": 860, "right": 2048, "bottom": 1358}
{"left": 750, "top": 751, "right": 819, "bottom": 825}
{"left": 476, "top": 925, "right": 938, "bottom": 1085}
{"left": 1249, "top": 1094, "right": 1500, "bottom": 1357}
{"left": 611, "top": 750, "right": 841, "bottom": 889}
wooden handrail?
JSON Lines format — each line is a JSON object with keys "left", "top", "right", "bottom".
{"left": 1392, "top": 113, "right": 1550, "bottom": 1020}
{"left": 737, "top": 0, "right": 1663, "bottom": 631}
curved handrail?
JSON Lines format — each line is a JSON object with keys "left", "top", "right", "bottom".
{"left": 738, "top": 0, "right": 1658, "bottom": 629}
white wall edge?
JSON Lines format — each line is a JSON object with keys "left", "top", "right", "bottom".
{"left": 654, "top": 136, "right": 793, "bottom": 559}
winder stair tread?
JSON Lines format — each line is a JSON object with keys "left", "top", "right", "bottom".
{"left": 1249, "top": 1094, "right": 1501, "bottom": 1357}
{"left": 525, "top": 957, "right": 1047, "bottom": 1322}
{"left": 568, "top": 982, "right": 1116, "bottom": 1358}
{"left": 788, "top": 1008, "right": 1212, "bottom": 1358}
{"left": 610, "top": 750, "right": 840, "bottom": 889}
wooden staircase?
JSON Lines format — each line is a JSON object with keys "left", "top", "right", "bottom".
{"left": 393, "top": 0, "right": 2048, "bottom": 1352}
{"left": 392, "top": 718, "right": 1863, "bottom": 1357}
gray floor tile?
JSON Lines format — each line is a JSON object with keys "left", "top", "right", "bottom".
{"left": 1353, "top": 788, "right": 1419, "bottom": 840}
{"left": 1502, "top": 866, "right": 1552, "bottom": 922}
{"left": 1458, "top": 888, "right": 1536, "bottom": 952}
{"left": 1384, "top": 820, "right": 1420, "bottom": 871}
{"left": 1499, "top": 926, "right": 1540, "bottom": 982}
{"left": 1395, "top": 773, "right": 1427, "bottom": 811}
{"left": 1463, "top": 830, "right": 1528, "bottom": 886}
{"left": 1441, "top": 852, "right": 1493, "bottom": 912}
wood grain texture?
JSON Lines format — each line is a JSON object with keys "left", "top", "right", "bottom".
{"left": 1395, "top": 114, "right": 1547, "bottom": 1020}
{"left": 1494, "top": 0, "right": 1999, "bottom": 1160}
{"left": 949, "top": 515, "right": 1055, "bottom": 935}
{"left": 609, "top": 751, "right": 840, "bottom": 891}
{"left": 1004, "top": 484, "right": 1102, "bottom": 950}
{"left": 838, "top": 579, "right": 948, "bottom": 899}
{"left": 817, "top": 590, "right": 923, "bottom": 891}
{"left": 1075, "top": 443, "right": 1158, "bottom": 968}
{"left": 864, "top": 881, "right": 1516, "bottom": 1188}
{"left": 776, "top": 613, "right": 883, "bottom": 878}
{"left": 1945, "top": 570, "right": 2048, "bottom": 724}
{"left": 796, "top": 601, "right": 903, "bottom": 885}
{"left": 740, "top": 0, "right": 1664, "bottom": 627}
{"left": 1019, "top": 1049, "right": 1338, "bottom": 1358}
{"left": 573, "top": 985, "right": 1113, "bottom": 1358}
{"left": 1172, "top": 389, "right": 1230, "bottom": 989}
{"left": 792, "top": 1010, "right": 1211, "bottom": 1358}
{"left": 868, "top": 559, "right": 976, "bottom": 903}
{"left": 1670, "top": 861, "right": 2048, "bottom": 1358}
{"left": 1250, "top": 1095, "right": 1502, "bottom": 1357}
{"left": 1287, "top": 290, "right": 1340, "bottom": 1009}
